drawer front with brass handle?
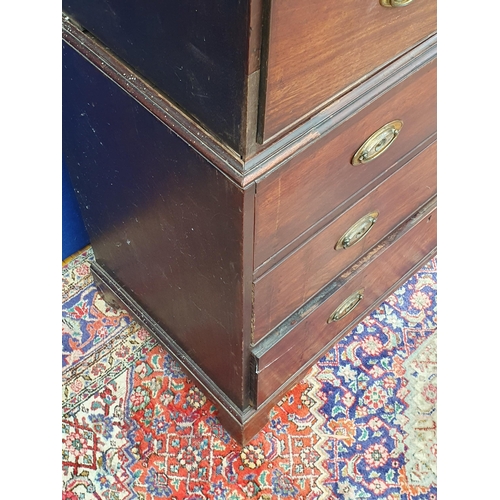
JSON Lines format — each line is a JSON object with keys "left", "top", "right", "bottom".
{"left": 254, "top": 59, "right": 436, "bottom": 269}
{"left": 260, "top": 0, "right": 436, "bottom": 142}
{"left": 252, "top": 202, "right": 437, "bottom": 406}
{"left": 252, "top": 141, "right": 436, "bottom": 343}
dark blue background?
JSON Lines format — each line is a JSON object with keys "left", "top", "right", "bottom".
{"left": 62, "top": 158, "right": 90, "bottom": 260}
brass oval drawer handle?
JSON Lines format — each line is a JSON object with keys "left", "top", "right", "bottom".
{"left": 327, "top": 289, "right": 364, "bottom": 323}
{"left": 380, "top": 0, "right": 414, "bottom": 7}
{"left": 335, "top": 211, "right": 379, "bottom": 250}
{"left": 351, "top": 120, "right": 403, "bottom": 165}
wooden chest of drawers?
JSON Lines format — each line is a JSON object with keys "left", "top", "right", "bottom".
{"left": 62, "top": 0, "right": 437, "bottom": 444}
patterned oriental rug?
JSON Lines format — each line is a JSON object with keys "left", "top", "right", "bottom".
{"left": 62, "top": 248, "right": 437, "bottom": 500}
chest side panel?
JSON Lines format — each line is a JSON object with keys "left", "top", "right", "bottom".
{"left": 63, "top": 40, "right": 253, "bottom": 407}
{"left": 63, "top": 0, "right": 251, "bottom": 153}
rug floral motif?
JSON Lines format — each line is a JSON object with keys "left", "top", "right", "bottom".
{"left": 62, "top": 248, "right": 437, "bottom": 499}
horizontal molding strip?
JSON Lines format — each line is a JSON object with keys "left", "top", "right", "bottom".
{"left": 62, "top": 15, "right": 435, "bottom": 188}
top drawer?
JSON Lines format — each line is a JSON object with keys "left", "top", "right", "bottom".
{"left": 259, "top": 0, "right": 436, "bottom": 142}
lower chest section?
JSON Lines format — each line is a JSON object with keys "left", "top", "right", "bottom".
{"left": 63, "top": 26, "right": 436, "bottom": 443}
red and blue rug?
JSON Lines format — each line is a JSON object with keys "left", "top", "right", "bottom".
{"left": 62, "top": 248, "right": 437, "bottom": 499}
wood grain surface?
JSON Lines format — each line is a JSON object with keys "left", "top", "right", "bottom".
{"left": 254, "top": 59, "right": 436, "bottom": 268}
{"left": 253, "top": 142, "right": 436, "bottom": 343}
{"left": 253, "top": 201, "right": 437, "bottom": 405}
{"left": 63, "top": 0, "right": 251, "bottom": 153}
{"left": 63, "top": 40, "right": 254, "bottom": 409}
{"left": 259, "top": 0, "right": 436, "bottom": 142}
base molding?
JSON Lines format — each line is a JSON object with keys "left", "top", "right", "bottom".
{"left": 90, "top": 262, "right": 267, "bottom": 444}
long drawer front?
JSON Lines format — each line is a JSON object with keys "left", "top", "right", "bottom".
{"left": 252, "top": 200, "right": 437, "bottom": 407}
{"left": 254, "top": 58, "right": 437, "bottom": 269}
{"left": 253, "top": 141, "right": 436, "bottom": 343}
{"left": 260, "top": 0, "right": 436, "bottom": 142}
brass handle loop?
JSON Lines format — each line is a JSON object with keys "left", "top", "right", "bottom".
{"left": 327, "top": 289, "right": 364, "bottom": 323}
{"left": 380, "top": 0, "right": 414, "bottom": 7}
{"left": 335, "top": 211, "right": 379, "bottom": 250}
{"left": 351, "top": 120, "right": 403, "bottom": 165}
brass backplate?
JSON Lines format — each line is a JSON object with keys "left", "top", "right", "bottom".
{"left": 352, "top": 120, "right": 403, "bottom": 165}
{"left": 327, "top": 289, "right": 365, "bottom": 323}
{"left": 335, "top": 211, "right": 379, "bottom": 250}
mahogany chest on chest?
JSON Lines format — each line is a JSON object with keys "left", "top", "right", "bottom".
{"left": 62, "top": 0, "right": 437, "bottom": 444}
